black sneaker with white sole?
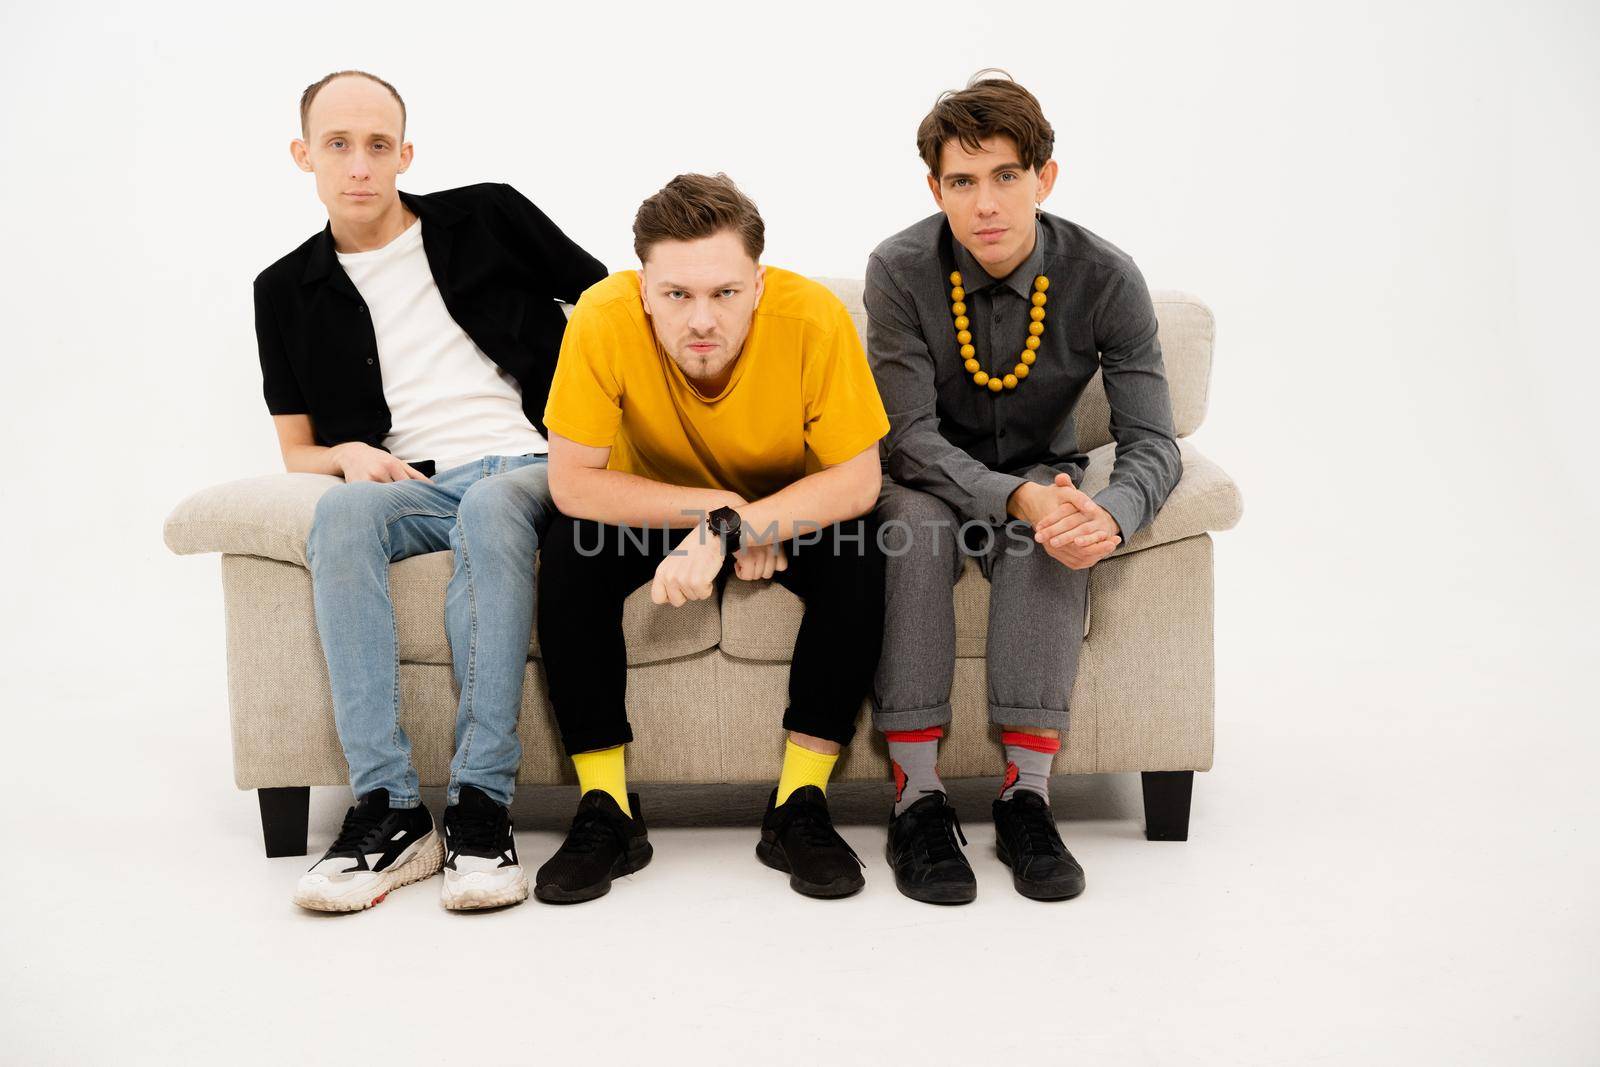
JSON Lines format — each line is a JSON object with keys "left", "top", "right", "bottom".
{"left": 440, "top": 785, "right": 528, "bottom": 911}
{"left": 756, "top": 786, "right": 865, "bottom": 899}
{"left": 992, "top": 790, "right": 1086, "bottom": 901}
{"left": 533, "top": 790, "right": 651, "bottom": 904}
{"left": 292, "top": 789, "right": 444, "bottom": 912}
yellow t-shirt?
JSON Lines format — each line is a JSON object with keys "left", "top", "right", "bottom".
{"left": 543, "top": 267, "right": 889, "bottom": 503}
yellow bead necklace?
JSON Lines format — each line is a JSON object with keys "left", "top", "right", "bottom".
{"left": 949, "top": 270, "right": 1049, "bottom": 393}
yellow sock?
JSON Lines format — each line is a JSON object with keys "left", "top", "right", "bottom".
{"left": 775, "top": 738, "right": 839, "bottom": 805}
{"left": 572, "top": 745, "right": 630, "bottom": 817}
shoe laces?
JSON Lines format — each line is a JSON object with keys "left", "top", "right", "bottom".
{"left": 1013, "top": 800, "right": 1065, "bottom": 858}
{"left": 909, "top": 796, "right": 968, "bottom": 864}
{"left": 328, "top": 804, "right": 387, "bottom": 855}
{"left": 561, "top": 806, "right": 629, "bottom": 856}
{"left": 447, "top": 807, "right": 503, "bottom": 854}
{"left": 781, "top": 798, "right": 864, "bottom": 868}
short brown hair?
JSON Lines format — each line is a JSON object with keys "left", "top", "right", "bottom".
{"left": 299, "top": 70, "right": 407, "bottom": 138}
{"left": 633, "top": 173, "right": 765, "bottom": 264}
{"left": 916, "top": 70, "right": 1054, "bottom": 178}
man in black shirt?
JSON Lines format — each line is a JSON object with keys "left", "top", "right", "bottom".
{"left": 252, "top": 70, "right": 605, "bottom": 912}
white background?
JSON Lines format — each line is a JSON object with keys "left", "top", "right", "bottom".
{"left": 1, "top": 1, "right": 1596, "bottom": 1064}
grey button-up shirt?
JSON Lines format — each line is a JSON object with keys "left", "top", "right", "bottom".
{"left": 864, "top": 212, "right": 1181, "bottom": 538}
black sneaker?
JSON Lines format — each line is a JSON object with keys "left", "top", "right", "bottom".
{"left": 992, "top": 790, "right": 1086, "bottom": 901}
{"left": 756, "top": 786, "right": 865, "bottom": 899}
{"left": 533, "top": 790, "right": 651, "bottom": 904}
{"left": 292, "top": 789, "right": 443, "bottom": 912}
{"left": 886, "top": 792, "right": 976, "bottom": 905}
{"left": 440, "top": 785, "right": 528, "bottom": 911}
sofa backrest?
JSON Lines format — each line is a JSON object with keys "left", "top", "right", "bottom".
{"left": 814, "top": 278, "right": 1214, "bottom": 451}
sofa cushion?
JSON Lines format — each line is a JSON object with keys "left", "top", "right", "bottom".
{"left": 718, "top": 438, "right": 1240, "bottom": 662}
{"left": 165, "top": 472, "right": 340, "bottom": 566}
{"left": 166, "top": 476, "right": 720, "bottom": 666}
{"left": 390, "top": 552, "right": 720, "bottom": 667}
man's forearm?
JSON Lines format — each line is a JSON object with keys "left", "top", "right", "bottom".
{"left": 886, "top": 423, "right": 1024, "bottom": 527}
{"left": 737, "top": 460, "right": 881, "bottom": 545}
{"left": 551, "top": 466, "right": 744, "bottom": 528}
{"left": 282, "top": 442, "right": 345, "bottom": 476}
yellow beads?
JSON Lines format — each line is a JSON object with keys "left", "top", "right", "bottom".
{"left": 949, "top": 271, "right": 1049, "bottom": 395}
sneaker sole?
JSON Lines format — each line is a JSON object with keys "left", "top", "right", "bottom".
{"left": 533, "top": 841, "right": 652, "bottom": 905}
{"left": 441, "top": 870, "right": 530, "bottom": 911}
{"left": 885, "top": 845, "right": 977, "bottom": 905}
{"left": 995, "top": 840, "right": 1086, "bottom": 901}
{"left": 756, "top": 838, "right": 865, "bottom": 899}
{"left": 293, "top": 832, "right": 446, "bottom": 913}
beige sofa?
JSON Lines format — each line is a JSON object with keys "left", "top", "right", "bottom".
{"left": 165, "top": 280, "right": 1242, "bottom": 856}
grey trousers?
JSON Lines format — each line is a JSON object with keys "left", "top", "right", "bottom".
{"left": 872, "top": 479, "right": 1090, "bottom": 733}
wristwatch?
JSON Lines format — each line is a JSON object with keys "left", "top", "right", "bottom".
{"left": 706, "top": 506, "right": 743, "bottom": 556}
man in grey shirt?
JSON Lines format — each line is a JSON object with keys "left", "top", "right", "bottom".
{"left": 865, "top": 73, "right": 1182, "bottom": 904}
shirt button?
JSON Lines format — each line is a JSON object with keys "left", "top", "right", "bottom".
{"left": 357, "top": 304, "right": 366, "bottom": 312}
{"left": 998, "top": 428, "right": 1008, "bottom": 438}
{"left": 366, "top": 358, "right": 375, "bottom": 365}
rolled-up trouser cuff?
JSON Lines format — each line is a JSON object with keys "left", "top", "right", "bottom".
{"left": 782, "top": 705, "right": 858, "bottom": 748}
{"left": 559, "top": 718, "right": 635, "bottom": 758}
{"left": 872, "top": 701, "right": 955, "bottom": 733}
{"left": 989, "top": 704, "right": 1070, "bottom": 732}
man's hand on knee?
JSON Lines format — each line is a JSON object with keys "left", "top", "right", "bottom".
{"left": 331, "top": 442, "right": 432, "bottom": 484}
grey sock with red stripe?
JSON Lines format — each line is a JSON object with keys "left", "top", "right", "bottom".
{"left": 999, "top": 731, "right": 1060, "bottom": 803}
{"left": 886, "top": 726, "right": 945, "bottom": 817}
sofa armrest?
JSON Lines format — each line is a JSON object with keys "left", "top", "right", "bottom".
{"left": 1075, "top": 439, "right": 1243, "bottom": 558}
{"left": 164, "top": 473, "right": 342, "bottom": 565}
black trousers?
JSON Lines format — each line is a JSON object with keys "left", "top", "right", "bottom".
{"left": 537, "top": 517, "right": 885, "bottom": 755}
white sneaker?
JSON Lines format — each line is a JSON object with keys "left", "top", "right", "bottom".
{"left": 292, "top": 790, "right": 444, "bottom": 912}
{"left": 440, "top": 785, "right": 529, "bottom": 910}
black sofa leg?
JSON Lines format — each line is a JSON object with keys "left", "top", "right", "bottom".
{"left": 258, "top": 787, "right": 310, "bottom": 858}
{"left": 1141, "top": 771, "right": 1193, "bottom": 841}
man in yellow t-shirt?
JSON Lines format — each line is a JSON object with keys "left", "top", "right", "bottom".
{"left": 532, "top": 173, "right": 890, "bottom": 904}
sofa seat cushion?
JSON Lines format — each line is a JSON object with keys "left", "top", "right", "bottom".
{"left": 389, "top": 552, "right": 720, "bottom": 667}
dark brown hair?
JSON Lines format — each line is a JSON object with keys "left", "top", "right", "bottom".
{"left": 916, "top": 70, "right": 1055, "bottom": 178}
{"left": 299, "top": 70, "right": 407, "bottom": 138}
{"left": 633, "top": 173, "right": 765, "bottom": 264}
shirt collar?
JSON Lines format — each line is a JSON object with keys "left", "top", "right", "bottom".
{"left": 950, "top": 218, "right": 1048, "bottom": 300}
{"left": 302, "top": 188, "right": 466, "bottom": 286}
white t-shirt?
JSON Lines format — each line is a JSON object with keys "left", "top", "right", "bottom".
{"left": 336, "top": 217, "right": 547, "bottom": 470}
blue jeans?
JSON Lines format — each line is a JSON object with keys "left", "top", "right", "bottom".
{"left": 305, "top": 454, "right": 552, "bottom": 809}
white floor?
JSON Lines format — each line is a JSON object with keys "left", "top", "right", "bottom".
{"left": 5, "top": 597, "right": 1597, "bottom": 1065}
